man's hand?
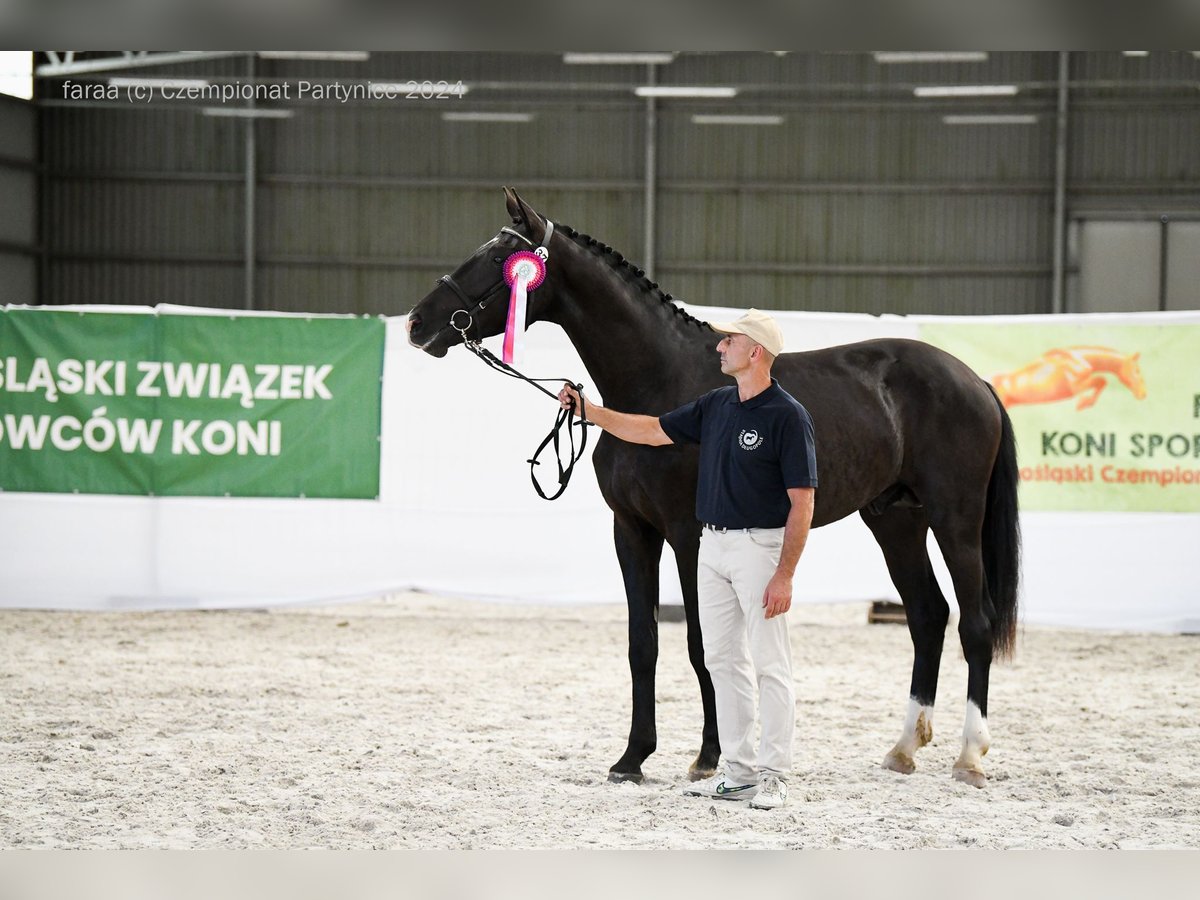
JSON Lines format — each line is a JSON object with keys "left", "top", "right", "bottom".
{"left": 558, "top": 383, "right": 588, "bottom": 416}
{"left": 762, "top": 571, "right": 793, "bottom": 619}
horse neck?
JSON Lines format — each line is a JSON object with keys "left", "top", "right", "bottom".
{"left": 541, "top": 246, "right": 711, "bottom": 409}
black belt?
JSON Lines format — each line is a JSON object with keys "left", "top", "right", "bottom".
{"left": 703, "top": 523, "right": 776, "bottom": 533}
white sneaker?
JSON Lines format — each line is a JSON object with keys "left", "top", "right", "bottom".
{"left": 681, "top": 771, "right": 758, "bottom": 801}
{"left": 748, "top": 774, "right": 788, "bottom": 809}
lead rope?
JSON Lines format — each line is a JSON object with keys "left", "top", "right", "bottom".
{"left": 459, "top": 337, "right": 592, "bottom": 501}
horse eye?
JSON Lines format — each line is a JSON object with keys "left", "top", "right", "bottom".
{"left": 493, "top": 256, "right": 503, "bottom": 264}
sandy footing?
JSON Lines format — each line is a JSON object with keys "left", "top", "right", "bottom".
{"left": 1, "top": 593, "right": 1197, "bottom": 849}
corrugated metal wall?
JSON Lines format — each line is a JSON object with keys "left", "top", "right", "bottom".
{"left": 0, "top": 93, "right": 37, "bottom": 303}
{"left": 33, "top": 51, "right": 1200, "bottom": 316}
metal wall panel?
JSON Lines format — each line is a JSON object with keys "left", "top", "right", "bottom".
{"left": 32, "top": 51, "right": 1200, "bottom": 317}
{"left": 45, "top": 260, "right": 242, "bottom": 307}
{"left": 0, "top": 93, "right": 35, "bottom": 158}
{"left": 664, "top": 272, "right": 1049, "bottom": 316}
{"left": 0, "top": 254, "right": 35, "bottom": 303}
{"left": 41, "top": 107, "right": 245, "bottom": 174}
{"left": 1165, "top": 222, "right": 1200, "bottom": 311}
{"left": 0, "top": 94, "right": 37, "bottom": 303}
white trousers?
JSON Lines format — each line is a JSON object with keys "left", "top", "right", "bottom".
{"left": 697, "top": 527, "right": 795, "bottom": 785}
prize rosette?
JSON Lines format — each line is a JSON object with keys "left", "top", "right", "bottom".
{"left": 501, "top": 251, "right": 547, "bottom": 364}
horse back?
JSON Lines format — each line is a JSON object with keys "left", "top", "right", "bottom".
{"left": 774, "top": 338, "right": 1001, "bottom": 527}
{"left": 593, "top": 337, "right": 1000, "bottom": 535}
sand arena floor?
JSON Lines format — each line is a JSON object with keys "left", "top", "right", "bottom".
{"left": 1, "top": 592, "right": 1197, "bottom": 849}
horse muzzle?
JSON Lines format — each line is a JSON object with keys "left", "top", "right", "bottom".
{"left": 406, "top": 311, "right": 451, "bottom": 358}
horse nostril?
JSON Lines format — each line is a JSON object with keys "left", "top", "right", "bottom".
{"left": 407, "top": 313, "right": 422, "bottom": 334}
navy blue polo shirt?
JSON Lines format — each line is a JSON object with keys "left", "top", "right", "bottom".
{"left": 659, "top": 379, "right": 817, "bottom": 529}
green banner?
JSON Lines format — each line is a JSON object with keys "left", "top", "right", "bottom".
{"left": 920, "top": 321, "right": 1200, "bottom": 512}
{"left": 0, "top": 308, "right": 384, "bottom": 499}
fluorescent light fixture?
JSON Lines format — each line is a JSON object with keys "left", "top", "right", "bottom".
{"left": 943, "top": 114, "right": 1038, "bottom": 125}
{"left": 634, "top": 85, "right": 737, "bottom": 98}
{"left": 1122, "top": 51, "right": 1150, "bottom": 57}
{"left": 914, "top": 84, "right": 1018, "bottom": 98}
{"left": 563, "top": 53, "right": 676, "bottom": 65}
{"left": 109, "top": 77, "right": 210, "bottom": 89}
{"left": 0, "top": 50, "right": 32, "bottom": 100}
{"left": 691, "top": 114, "right": 784, "bottom": 125}
{"left": 258, "top": 51, "right": 370, "bottom": 61}
{"left": 442, "top": 112, "right": 534, "bottom": 123}
{"left": 874, "top": 51, "right": 988, "bottom": 63}
{"left": 202, "top": 107, "right": 294, "bottom": 119}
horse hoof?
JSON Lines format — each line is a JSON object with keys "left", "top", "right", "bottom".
{"left": 953, "top": 767, "right": 987, "bottom": 788}
{"left": 687, "top": 763, "right": 717, "bottom": 782}
{"left": 882, "top": 752, "right": 916, "bottom": 775}
{"left": 608, "top": 770, "right": 644, "bottom": 785}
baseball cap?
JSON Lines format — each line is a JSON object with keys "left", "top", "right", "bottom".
{"left": 708, "top": 308, "right": 784, "bottom": 357}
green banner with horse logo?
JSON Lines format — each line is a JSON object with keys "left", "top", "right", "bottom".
{"left": 0, "top": 308, "right": 384, "bottom": 499}
{"left": 920, "top": 321, "right": 1200, "bottom": 512}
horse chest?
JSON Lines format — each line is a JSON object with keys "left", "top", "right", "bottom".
{"left": 594, "top": 438, "right": 699, "bottom": 517}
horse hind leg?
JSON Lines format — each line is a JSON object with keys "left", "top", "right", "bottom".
{"left": 929, "top": 518, "right": 994, "bottom": 788}
{"left": 860, "top": 506, "right": 950, "bottom": 776}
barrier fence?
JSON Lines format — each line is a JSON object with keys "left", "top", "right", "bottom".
{"left": 2, "top": 303, "right": 1197, "bottom": 632}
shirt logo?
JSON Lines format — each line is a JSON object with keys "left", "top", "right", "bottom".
{"left": 739, "top": 429, "right": 764, "bottom": 451}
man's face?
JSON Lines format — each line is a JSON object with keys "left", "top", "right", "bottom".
{"left": 717, "top": 333, "right": 757, "bottom": 375}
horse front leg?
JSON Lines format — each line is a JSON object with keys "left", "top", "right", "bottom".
{"left": 668, "top": 524, "right": 720, "bottom": 781}
{"left": 609, "top": 515, "right": 665, "bottom": 784}
{"left": 1074, "top": 374, "right": 1107, "bottom": 410}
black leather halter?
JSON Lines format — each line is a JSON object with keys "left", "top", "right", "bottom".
{"left": 434, "top": 220, "right": 589, "bottom": 501}
{"left": 438, "top": 222, "right": 555, "bottom": 342}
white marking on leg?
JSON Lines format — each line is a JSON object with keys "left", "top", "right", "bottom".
{"left": 954, "top": 700, "right": 991, "bottom": 779}
{"left": 883, "top": 697, "right": 934, "bottom": 773}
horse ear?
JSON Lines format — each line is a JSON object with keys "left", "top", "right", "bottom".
{"left": 502, "top": 186, "right": 546, "bottom": 243}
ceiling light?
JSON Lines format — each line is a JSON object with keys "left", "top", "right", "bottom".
{"left": 563, "top": 53, "right": 676, "bottom": 65}
{"left": 691, "top": 114, "right": 783, "bottom": 125}
{"left": 943, "top": 115, "right": 1038, "bottom": 125}
{"left": 914, "top": 84, "right": 1019, "bottom": 98}
{"left": 108, "top": 77, "right": 210, "bottom": 90}
{"left": 442, "top": 112, "right": 534, "bottom": 123}
{"left": 258, "top": 52, "right": 370, "bottom": 62}
{"left": 1122, "top": 51, "right": 1150, "bottom": 57}
{"left": 874, "top": 52, "right": 988, "bottom": 63}
{"left": 634, "top": 86, "right": 737, "bottom": 98}
{"left": 202, "top": 107, "right": 294, "bottom": 119}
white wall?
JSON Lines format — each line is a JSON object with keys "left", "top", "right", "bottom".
{"left": 2, "top": 306, "right": 1198, "bottom": 633}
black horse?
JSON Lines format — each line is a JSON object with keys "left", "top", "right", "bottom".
{"left": 407, "top": 188, "right": 1020, "bottom": 788}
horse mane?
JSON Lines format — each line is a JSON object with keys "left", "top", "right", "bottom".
{"left": 554, "top": 222, "right": 711, "bottom": 333}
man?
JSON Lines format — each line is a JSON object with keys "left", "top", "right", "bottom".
{"left": 558, "top": 308, "right": 817, "bottom": 810}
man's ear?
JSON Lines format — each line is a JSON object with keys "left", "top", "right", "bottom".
{"left": 502, "top": 186, "right": 547, "bottom": 243}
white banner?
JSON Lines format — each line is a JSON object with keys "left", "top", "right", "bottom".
{"left": 2, "top": 304, "right": 1198, "bottom": 633}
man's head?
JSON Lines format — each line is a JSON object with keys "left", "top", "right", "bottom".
{"left": 710, "top": 308, "right": 784, "bottom": 376}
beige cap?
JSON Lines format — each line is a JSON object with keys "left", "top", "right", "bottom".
{"left": 709, "top": 308, "right": 784, "bottom": 357}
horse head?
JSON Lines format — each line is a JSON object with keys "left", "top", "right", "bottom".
{"left": 407, "top": 188, "right": 557, "bottom": 357}
{"left": 1120, "top": 351, "right": 1147, "bottom": 400}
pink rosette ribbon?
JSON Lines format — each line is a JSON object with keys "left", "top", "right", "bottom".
{"left": 501, "top": 250, "right": 546, "bottom": 364}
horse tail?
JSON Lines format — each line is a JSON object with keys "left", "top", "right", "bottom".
{"left": 983, "top": 384, "right": 1021, "bottom": 660}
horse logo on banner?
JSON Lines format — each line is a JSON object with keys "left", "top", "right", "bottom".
{"left": 991, "top": 346, "right": 1147, "bottom": 411}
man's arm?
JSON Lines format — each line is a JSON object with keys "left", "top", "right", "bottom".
{"left": 558, "top": 383, "right": 673, "bottom": 447}
{"left": 762, "top": 486, "right": 816, "bottom": 619}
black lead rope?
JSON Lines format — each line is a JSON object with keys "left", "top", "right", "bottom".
{"left": 460, "top": 339, "right": 592, "bottom": 501}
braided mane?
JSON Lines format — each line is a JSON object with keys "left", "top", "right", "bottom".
{"left": 554, "top": 222, "right": 709, "bottom": 332}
